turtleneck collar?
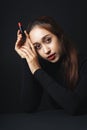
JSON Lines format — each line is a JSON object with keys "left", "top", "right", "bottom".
{"left": 39, "top": 55, "right": 64, "bottom": 69}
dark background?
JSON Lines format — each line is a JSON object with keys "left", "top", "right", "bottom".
{"left": 0, "top": 0, "right": 86, "bottom": 113}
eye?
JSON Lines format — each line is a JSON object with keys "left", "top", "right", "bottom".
{"left": 34, "top": 43, "right": 42, "bottom": 50}
{"left": 46, "top": 37, "right": 51, "bottom": 43}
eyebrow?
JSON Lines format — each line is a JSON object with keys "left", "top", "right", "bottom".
{"left": 32, "top": 34, "right": 50, "bottom": 45}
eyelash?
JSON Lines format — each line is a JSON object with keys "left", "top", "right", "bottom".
{"left": 34, "top": 37, "right": 52, "bottom": 50}
{"left": 34, "top": 44, "right": 41, "bottom": 50}
{"left": 46, "top": 37, "right": 51, "bottom": 43}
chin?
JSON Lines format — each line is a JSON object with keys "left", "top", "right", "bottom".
{"left": 48, "top": 57, "right": 60, "bottom": 63}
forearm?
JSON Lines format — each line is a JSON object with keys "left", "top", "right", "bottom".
{"left": 20, "top": 60, "right": 42, "bottom": 112}
{"left": 34, "top": 69, "right": 80, "bottom": 115}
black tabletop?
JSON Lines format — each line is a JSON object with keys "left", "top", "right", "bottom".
{"left": 1, "top": 110, "right": 87, "bottom": 130}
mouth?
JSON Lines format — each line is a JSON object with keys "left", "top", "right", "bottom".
{"left": 47, "top": 53, "right": 56, "bottom": 60}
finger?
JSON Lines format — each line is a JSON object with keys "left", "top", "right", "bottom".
{"left": 17, "top": 30, "right": 21, "bottom": 36}
{"left": 29, "top": 40, "right": 36, "bottom": 54}
{"left": 17, "top": 29, "right": 23, "bottom": 35}
{"left": 24, "top": 30, "right": 32, "bottom": 43}
{"left": 16, "top": 30, "right": 22, "bottom": 44}
{"left": 20, "top": 47, "right": 31, "bottom": 61}
{"left": 17, "top": 35, "right": 22, "bottom": 41}
{"left": 15, "top": 37, "right": 22, "bottom": 50}
{"left": 21, "top": 45, "right": 34, "bottom": 57}
{"left": 21, "top": 55, "right": 25, "bottom": 59}
{"left": 15, "top": 44, "right": 28, "bottom": 59}
{"left": 24, "top": 30, "right": 36, "bottom": 54}
{"left": 15, "top": 47, "right": 24, "bottom": 58}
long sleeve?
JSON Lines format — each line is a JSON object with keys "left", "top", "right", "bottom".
{"left": 34, "top": 60, "right": 87, "bottom": 115}
{"left": 20, "top": 59, "right": 43, "bottom": 112}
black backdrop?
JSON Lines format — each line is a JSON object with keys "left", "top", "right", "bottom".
{"left": 0, "top": 0, "right": 86, "bottom": 113}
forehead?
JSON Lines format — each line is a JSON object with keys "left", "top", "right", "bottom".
{"left": 29, "top": 26, "right": 51, "bottom": 43}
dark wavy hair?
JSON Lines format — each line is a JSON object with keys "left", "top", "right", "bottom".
{"left": 26, "top": 16, "right": 79, "bottom": 89}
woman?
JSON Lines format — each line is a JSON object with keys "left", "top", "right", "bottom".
{"left": 15, "top": 16, "right": 87, "bottom": 115}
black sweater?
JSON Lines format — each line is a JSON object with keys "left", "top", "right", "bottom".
{"left": 20, "top": 54, "right": 87, "bottom": 115}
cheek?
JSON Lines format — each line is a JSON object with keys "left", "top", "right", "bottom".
{"left": 51, "top": 41, "right": 59, "bottom": 51}
{"left": 55, "top": 43, "right": 61, "bottom": 54}
{"left": 37, "top": 50, "right": 44, "bottom": 57}
{"left": 57, "top": 43, "right": 62, "bottom": 54}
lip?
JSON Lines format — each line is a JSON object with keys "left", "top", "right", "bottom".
{"left": 47, "top": 53, "right": 56, "bottom": 60}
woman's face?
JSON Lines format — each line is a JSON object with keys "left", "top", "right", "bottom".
{"left": 29, "top": 26, "right": 62, "bottom": 63}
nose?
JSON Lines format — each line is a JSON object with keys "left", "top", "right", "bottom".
{"left": 43, "top": 45, "right": 51, "bottom": 54}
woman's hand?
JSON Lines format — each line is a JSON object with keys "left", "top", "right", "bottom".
{"left": 15, "top": 30, "right": 41, "bottom": 74}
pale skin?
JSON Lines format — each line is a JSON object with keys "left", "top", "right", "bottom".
{"left": 15, "top": 26, "right": 62, "bottom": 74}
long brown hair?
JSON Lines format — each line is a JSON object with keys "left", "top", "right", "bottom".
{"left": 26, "top": 16, "right": 79, "bottom": 89}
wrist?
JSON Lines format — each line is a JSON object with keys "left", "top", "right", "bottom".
{"left": 32, "top": 66, "right": 41, "bottom": 74}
